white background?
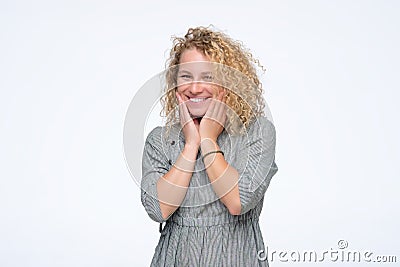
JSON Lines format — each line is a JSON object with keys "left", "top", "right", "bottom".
{"left": 1, "top": 0, "right": 399, "bottom": 266}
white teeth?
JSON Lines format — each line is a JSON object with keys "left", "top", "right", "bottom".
{"left": 189, "top": 98, "right": 206, "bottom": 103}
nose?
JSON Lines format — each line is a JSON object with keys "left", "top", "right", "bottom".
{"left": 189, "top": 81, "right": 203, "bottom": 94}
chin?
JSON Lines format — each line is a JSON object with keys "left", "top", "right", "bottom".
{"left": 189, "top": 113, "right": 206, "bottom": 119}
{"left": 187, "top": 102, "right": 210, "bottom": 118}
{"left": 188, "top": 109, "right": 206, "bottom": 118}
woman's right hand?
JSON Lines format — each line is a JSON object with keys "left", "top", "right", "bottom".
{"left": 176, "top": 92, "right": 201, "bottom": 148}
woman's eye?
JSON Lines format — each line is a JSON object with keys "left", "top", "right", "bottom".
{"left": 179, "top": 75, "right": 192, "bottom": 79}
{"left": 202, "top": 75, "right": 213, "bottom": 81}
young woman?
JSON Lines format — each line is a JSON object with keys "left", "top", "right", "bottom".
{"left": 141, "top": 26, "right": 278, "bottom": 266}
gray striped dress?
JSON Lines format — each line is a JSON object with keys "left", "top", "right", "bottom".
{"left": 141, "top": 116, "right": 278, "bottom": 267}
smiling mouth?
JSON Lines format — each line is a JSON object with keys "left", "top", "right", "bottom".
{"left": 189, "top": 97, "right": 209, "bottom": 103}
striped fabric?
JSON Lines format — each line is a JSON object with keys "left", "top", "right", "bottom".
{"left": 141, "top": 116, "right": 278, "bottom": 266}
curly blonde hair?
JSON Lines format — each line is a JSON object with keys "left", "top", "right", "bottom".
{"left": 161, "top": 26, "right": 266, "bottom": 135}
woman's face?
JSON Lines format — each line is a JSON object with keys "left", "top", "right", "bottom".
{"left": 176, "top": 48, "right": 223, "bottom": 118}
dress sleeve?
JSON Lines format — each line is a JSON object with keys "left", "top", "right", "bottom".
{"left": 235, "top": 117, "right": 279, "bottom": 215}
{"left": 140, "top": 126, "right": 170, "bottom": 223}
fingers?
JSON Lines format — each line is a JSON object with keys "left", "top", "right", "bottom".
{"left": 176, "top": 92, "right": 192, "bottom": 128}
{"left": 216, "top": 90, "right": 227, "bottom": 126}
{"left": 203, "top": 90, "right": 226, "bottom": 127}
{"left": 217, "top": 90, "right": 227, "bottom": 123}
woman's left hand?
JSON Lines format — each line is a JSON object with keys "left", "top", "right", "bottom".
{"left": 199, "top": 90, "right": 227, "bottom": 141}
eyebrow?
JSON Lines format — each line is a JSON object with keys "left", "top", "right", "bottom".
{"left": 178, "top": 70, "right": 213, "bottom": 75}
{"left": 178, "top": 70, "right": 191, "bottom": 75}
